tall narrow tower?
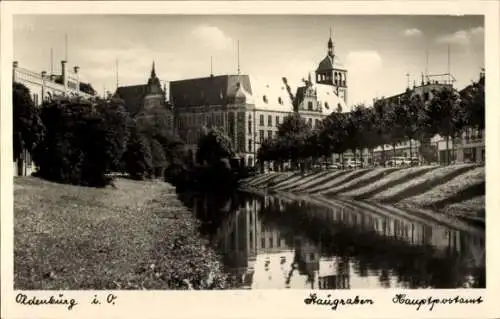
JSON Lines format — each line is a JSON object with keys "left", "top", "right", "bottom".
{"left": 315, "top": 30, "right": 348, "bottom": 104}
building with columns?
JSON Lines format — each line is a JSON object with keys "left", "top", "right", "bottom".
{"left": 13, "top": 60, "right": 97, "bottom": 176}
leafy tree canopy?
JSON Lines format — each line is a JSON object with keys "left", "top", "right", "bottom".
{"left": 13, "top": 82, "right": 44, "bottom": 160}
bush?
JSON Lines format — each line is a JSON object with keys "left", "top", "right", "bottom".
{"left": 122, "top": 122, "right": 153, "bottom": 180}
{"left": 33, "top": 98, "right": 129, "bottom": 187}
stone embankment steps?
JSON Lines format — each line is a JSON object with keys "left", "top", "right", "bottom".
{"left": 401, "top": 166, "right": 485, "bottom": 209}
{"left": 343, "top": 166, "right": 437, "bottom": 199}
{"left": 301, "top": 169, "right": 372, "bottom": 194}
{"left": 270, "top": 170, "right": 323, "bottom": 190}
{"left": 441, "top": 196, "right": 485, "bottom": 220}
{"left": 322, "top": 168, "right": 400, "bottom": 197}
{"left": 373, "top": 164, "right": 478, "bottom": 203}
{"left": 242, "top": 164, "right": 485, "bottom": 222}
{"left": 287, "top": 170, "right": 351, "bottom": 192}
{"left": 274, "top": 170, "right": 331, "bottom": 191}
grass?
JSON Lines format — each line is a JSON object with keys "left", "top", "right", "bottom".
{"left": 287, "top": 170, "right": 351, "bottom": 192}
{"left": 14, "top": 177, "right": 229, "bottom": 290}
{"left": 278, "top": 170, "right": 332, "bottom": 192}
{"left": 441, "top": 196, "right": 485, "bottom": 220}
{"left": 323, "top": 168, "right": 400, "bottom": 197}
{"left": 373, "top": 164, "right": 477, "bottom": 202}
{"left": 304, "top": 169, "right": 372, "bottom": 194}
{"left": 402, "top": 166, "right": 484, "bottom": 207}
{"left": 346, "top": 166, "right": 438, "bottom": 199}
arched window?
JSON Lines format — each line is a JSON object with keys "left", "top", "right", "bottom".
{"left": 263, "top": 95, "right": 268, "bottom": 103}
{"left": 278, "top": 97, "right": 283, "bottom": 105}
{"left": 324, "top": 102, "right": 329, "bottom": 109}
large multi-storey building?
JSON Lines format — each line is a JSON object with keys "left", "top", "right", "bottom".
{"left": 170, "top": 34, "right": 348, "bottom": 167}
{"left": 13, "top": 60, "right": 97, "bottom": 176}
{"left": 371, "top": 72, "right": 485, "bottom": 165}
{"left": 13, "top": 60, "right": 96, "bottom": 106}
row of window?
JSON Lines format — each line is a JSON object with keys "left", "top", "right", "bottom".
{"left": 262, "top": 95, "right": 284, "bottom": 105}
{"left": 258, "top": 114, "right": 282, "bottom": 127}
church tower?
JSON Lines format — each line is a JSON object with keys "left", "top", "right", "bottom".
{"left": 143, "top": 61, "right": 165, "bottom": 110}
{"left": 315, "top": 29, "right": 348, "bottom": 104}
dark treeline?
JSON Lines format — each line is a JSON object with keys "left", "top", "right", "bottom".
{"left": 13, "top": 82, "right": 244, "bottom": 189}
{"left": 258, "top": 76, "right": 485, "bottom": 171}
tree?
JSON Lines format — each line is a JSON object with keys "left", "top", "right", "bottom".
{"left": 373, "top": 98, "right": 393, "bottom": 165}
{"left": 33, "top": 97, "right": 130, "bottom": 186}
{"left": 317, "top": 112, "right": 348, "bottom": 165}
{"left": 426, "top": 88, "right": 466, "bottom": 165}
{"left": 150, "top": 138, "right": 167, "bottom": 178}
{"left": 122, "top": 121, "right": 153, "bottom": 180}
{"left": 345, "top": 104, "right": 374, "bottom": 165}
{"left": 196, "top": 127, "right": 235, "bottom": 165}
{"left": 393, "top": 91, "right": 428, "bottom": 159}
{"left": 386, "top": 100, "right": 406, "bottom": 161}
{"left": 13, "top": 82, "right": 44, "bottom": 166}
{"left": 277, "top": 113, "right": 311, "bottom": 170}
{"left": 461, "top": 74, "right": 485, "bottom": 130}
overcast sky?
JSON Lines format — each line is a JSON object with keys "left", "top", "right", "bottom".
{"left": 14, "top": 15, "right": 484, "bottom": 105}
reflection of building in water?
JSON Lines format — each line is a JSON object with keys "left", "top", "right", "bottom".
{"left": 311, "top": 200, "right": 475, "bottom": 256}
{"left": 317, "top": 257, "right": 350, "bottom": 289}
{"left": 293, "top": 236, "right": 351, "bottom": 290}
{"left": 214, "top": 196, "right": 294, "bottom": 287}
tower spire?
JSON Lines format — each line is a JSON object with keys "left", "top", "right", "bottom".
{"left": 237, "top": 40, "right": 240, "bottom": 75}
{"left": 210, "top": 56, "right": 213, "bottom": 77}
{"left": 64, "top": 34, "right": 68, "bottom": 61}
{"left": 328, "top": 28, "right": 334, "bottom": 57}
{"left": 151, "top": 61, "right": 156, "bottom": 77}
{"left": 116, "top": 59, "right": 119, "bottom": 89}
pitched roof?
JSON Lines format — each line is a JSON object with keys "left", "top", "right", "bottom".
{"left": 316, "top": 55, "right": 345, "bottom": 72}
{"left": 249, "top": 76, "right": 294, "bottom": 112}
{"left": 169, "top": 75, "right": 253, "bottom": 108}
{"left": 114, "top": 84, "right": 148, "bottom": 115}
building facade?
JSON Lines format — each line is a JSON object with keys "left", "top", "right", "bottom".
{"left": 170, "top": 35, "right": 348, "bottom": 167}
{"left": 371, "top": 73, "right": 485, "bottom": 165}
{"left": 13, "top": 60, "right": 97, "bottom": 176}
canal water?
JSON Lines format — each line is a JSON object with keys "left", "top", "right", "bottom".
{"left": 179, "top": 191, "right": 485, "bottom": 289}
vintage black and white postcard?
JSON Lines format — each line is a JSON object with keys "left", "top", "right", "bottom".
{"left": 1, "top": 1, "right": 499, "bottom": 319}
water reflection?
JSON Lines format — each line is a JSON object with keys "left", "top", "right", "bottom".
{"left": 180, "top": 192, "right": 485, "bottom": 289}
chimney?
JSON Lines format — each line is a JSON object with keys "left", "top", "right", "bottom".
{"left": 61, "top": 60, "right": 68, "bottom": 93}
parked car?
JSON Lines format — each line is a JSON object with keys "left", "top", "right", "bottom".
{"left": 345, "top": 160, "right": 362, "bottom": 169}
{"left": 410, "top": 157, "right": 420, "bottom": 166}
{"left": 402, "top": 158, "right": 412, "bottom": 166}
{"left": 328, "top": 163, "right": 340, "bottom": 169}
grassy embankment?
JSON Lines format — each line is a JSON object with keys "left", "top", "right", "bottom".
{"left": 241, "top": 164, "right": 485, "bottom": 222}
{"left": 14, "top": 177, "right": 230, "bottom": 290}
